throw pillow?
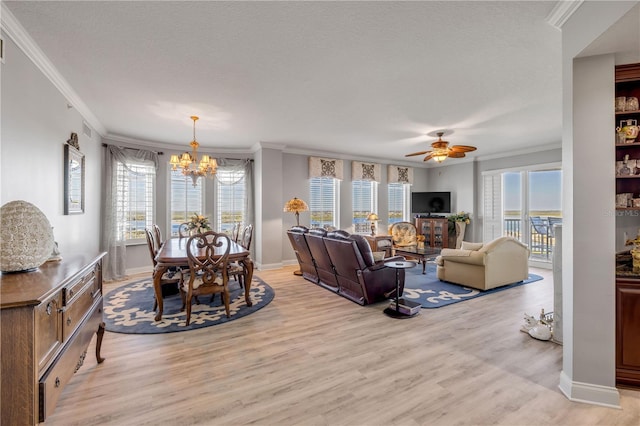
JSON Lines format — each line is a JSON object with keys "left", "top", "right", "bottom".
{"left": 461, "top": 241, "right": 483, "bottom": 251}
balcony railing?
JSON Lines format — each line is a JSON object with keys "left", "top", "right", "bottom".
{"left": 503, "top": 217, "right": 561, "bottom": 261}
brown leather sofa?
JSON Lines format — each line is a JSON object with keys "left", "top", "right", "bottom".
{"left": 288, "top": 228, "right": 405, "bottom": 305}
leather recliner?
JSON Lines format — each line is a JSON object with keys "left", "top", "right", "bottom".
{"left": 322, "top": 230, "right": 406, "bottom": 305}
{"left": 286, "top": 226, "right": 318, "bottom": 283}
{"left": 305, "top": 228, "right": 340, "bottom": 292}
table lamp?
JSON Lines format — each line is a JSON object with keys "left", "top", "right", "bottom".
{"left": 367, "top": 213, "right": 379, "bottom": 236}
{"left": 283, "top": 197, "right": 309, "bottom": 227}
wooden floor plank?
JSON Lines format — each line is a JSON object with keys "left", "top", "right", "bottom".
{"left": 43, "top": 266, "right": 640, "bottom": 425}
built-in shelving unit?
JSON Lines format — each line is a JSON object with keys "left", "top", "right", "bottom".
{"left": 615, "top": 63, "right": 640, "bottom": 389}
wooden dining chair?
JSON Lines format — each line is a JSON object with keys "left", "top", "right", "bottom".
{"left": 228, "top": 224, "right": 253, "bottom": 289}
{"left": 231, "top": 223, "right": 242, "bottom": 243}
{"left": 178, "top": 222, "right": 190, "bottom": 238}
{"left": 181, "top": 231, "right": 231, "bottom": 326}
{"left": 144, "top": 228, "right": 182, "bottom": 310}
{"left": 152, "top": 223, "right": 163, "bottom": 248}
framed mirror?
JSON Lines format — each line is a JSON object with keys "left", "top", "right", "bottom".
{"left": 64, "top": 144, "right": 85, "bottom": 214}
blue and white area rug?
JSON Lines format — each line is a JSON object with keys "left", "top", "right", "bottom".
{"left": 104, "top": 277, "right": 274, "bottom": 334}
{"left": 401, "top": 264, "right": 543, "bottom": 309}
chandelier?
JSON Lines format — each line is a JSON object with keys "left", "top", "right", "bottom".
{"left": 169, "top": 116, "right": 217, "bottom": 186}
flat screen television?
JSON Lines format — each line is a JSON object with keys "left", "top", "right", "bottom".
{"left": 411, "top": 191, "right": 451, "bottom": 215}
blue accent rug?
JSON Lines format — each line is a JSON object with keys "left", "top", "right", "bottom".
{"left": 401, "top": 263, "right": 543, "bottom": 309}
{"left": 104, "top": 276, "right": 274, "bottom": 334}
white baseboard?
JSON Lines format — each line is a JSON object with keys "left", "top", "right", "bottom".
{"left": 558, "top": 371, "right": 621, "bottom": 408}
{"left": 256, "top": 262, "right": 284, "bottom": 271}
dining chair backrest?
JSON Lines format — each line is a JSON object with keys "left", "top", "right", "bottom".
{"left": 178, "top": 222, "right": 190, "bottom": 238}
{"left": 240, "top": 224, "right": 253, "bottom": 250}
{"left": 144, "top": 227, "right": 158, "bottom": 267}
{"left": 186, "top": 231, "right": 231, "bottom": 285}
{"left": 231, "top": 223, "right": 242, "bottom": 243}
{"left": 152, "top": 224, "right": 163, "bottom": 248}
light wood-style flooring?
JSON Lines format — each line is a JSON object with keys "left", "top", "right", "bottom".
{"left": 45, "top": 266, "right": 640, "bottom": 425}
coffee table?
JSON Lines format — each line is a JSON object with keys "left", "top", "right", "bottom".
{"left": 393, "top": 246, "right": 441, "bottom": 274}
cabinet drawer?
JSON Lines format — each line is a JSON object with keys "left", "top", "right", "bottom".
{"left": 63, "top": 277, "right": 100, "bottom": 340}
{"left": 39, "top": 297, "right": 103, "bottom": 423}
{"left": 35, "top": 293, "right": 63, "bottom": 373}
{"left": 65, "top": 266, "right": 97, "bottom": 304}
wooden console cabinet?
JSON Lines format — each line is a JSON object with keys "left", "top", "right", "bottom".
{"left": 1, "top": 252, "right": 106, "bottom": 425}
{"left": 415, "top": 217, "right": 448, "bottom": 249}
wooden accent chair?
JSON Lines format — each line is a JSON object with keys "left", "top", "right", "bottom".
{"left": 144, "top": 228, "right": 181, "bottom": 310}
{"left": 181, "top": 231, "right": 231, "bottom": 326}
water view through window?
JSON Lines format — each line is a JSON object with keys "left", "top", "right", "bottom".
{"left": 503, "top": 169, "right": 562, "bottom": 261}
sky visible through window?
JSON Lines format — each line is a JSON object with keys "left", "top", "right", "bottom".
{"left": 503, "top": 170, "right": 561, "bottom": 213}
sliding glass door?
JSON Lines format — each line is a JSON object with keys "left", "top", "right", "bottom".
{"left": 483, "top": 164, "right": 562, "bottom": 264}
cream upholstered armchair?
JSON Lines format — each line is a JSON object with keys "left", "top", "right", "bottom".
{"left": 389, "top": 221, "right": 418, "bottom": 249}
{"left": 435, "top": 236, "right": 529, "bottom": 291}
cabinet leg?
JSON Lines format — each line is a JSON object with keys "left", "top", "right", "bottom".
{"left": 95, "top": 321, "right": 106, "bottom": 364}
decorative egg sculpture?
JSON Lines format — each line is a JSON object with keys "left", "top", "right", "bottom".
{"left": 0, "top": 200, "right": 54, "bottom": 273}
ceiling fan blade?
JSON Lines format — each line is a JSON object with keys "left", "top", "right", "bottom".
{"left": 447, "top": 151, "right": 466, "bottom": 158}
{"left": 423, "top": 153, "right": 435, "bottom": 161}
{"left": 405, "top": 150, "right": 431, "bottom": 157}
{"left": 449, "top": 145, "right": 477, "bottom": 153}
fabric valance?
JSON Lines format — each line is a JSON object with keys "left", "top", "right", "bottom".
{"left": 387, "top": 165, "right": 413, "bottom": 185}
{"left": 351, "top": 161, "right": 381, "bottom": 182}
{"left": 309, "top": 156, "right": 343, "bottom": 180}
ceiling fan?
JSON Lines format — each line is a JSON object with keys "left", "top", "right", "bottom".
{"left": 405, "top": 132, "right": 477, "bottom": 163}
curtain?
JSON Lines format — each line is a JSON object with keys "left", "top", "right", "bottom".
{"left": 309, "top": 156, "right": 344, "bottom": 180}
{"left": 101, "top": 145, "right": 158, "bottom": 281}
{"left": 216, "top": 158, "right": 254, "bottom": 229}
{"left": 387, "top": 165, "right": 414, "bottom": 185}
{"left": 352, "top": 161, "right": 381, "bottom": 182}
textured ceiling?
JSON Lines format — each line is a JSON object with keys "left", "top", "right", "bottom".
{"left": 4, "top": 1, "right": 562, "bottom": 165}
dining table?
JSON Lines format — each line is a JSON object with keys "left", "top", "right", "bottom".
{"left": 153, "top": 236, "right": 254, "bottom": 321}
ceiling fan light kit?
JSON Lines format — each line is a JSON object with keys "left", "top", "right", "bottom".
{"left": 405, "top": 131, "right": 477, "bottom": 163}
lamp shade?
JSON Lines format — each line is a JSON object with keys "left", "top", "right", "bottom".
{"left": 367, "top": 213, "right": 379, "bottom": 221}
{"left": 284, "top": 197, "right": 309, "bottom": 213}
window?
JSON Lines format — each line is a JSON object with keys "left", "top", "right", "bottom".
{"left": 216, "top": 168, "right": 246, "bottom": 234}
{"left": 115, "top": 162, "right": 155, "bottom": 243}
{"left": 388, "top": 183, "right": 410, "bottom": 225}
{"left": 169, "top": 169, "right": 205, "bottom": 237}
{"left": 310, "top": 177, "right": 339, "bottom": 229}
{"left": 352, "top": 180, "right": 378, "bottom": 233}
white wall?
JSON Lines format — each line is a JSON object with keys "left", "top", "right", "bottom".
{"left": 1, "top": 32, "right": 101, "bottom": 257}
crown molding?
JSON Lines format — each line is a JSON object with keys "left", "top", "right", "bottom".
{"left": 1, "top": 3, "right": 106, "bottom": 136}
{"left": 546, "top": 0, "right": 584, "bottom": 30}
{"left": 475, "top": 141, "right": 562, "bottom": 162}
{"left": 105, "top": 133, "right": 253, "bottom": 156}
{"left": 280, "top": 145, "right": 426, "bottom": 169}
